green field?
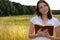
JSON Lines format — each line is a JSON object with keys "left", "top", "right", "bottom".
{"left": 0, "top": 15, "right": 60, "bottom": 40}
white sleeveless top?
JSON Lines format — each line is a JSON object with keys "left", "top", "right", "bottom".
{"left": 30, "top": 16, "right": 60, "bottom": 40}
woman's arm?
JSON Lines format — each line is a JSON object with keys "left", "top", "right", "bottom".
{"left": 55, "top": 25, "right": 60, "bottom": 40}
{"left": 29, "top": 22, "right": 38, "bottom": 39}
{"left": 45, "top": 25, "right": 60, "bottom": 40}
{"left": 29, "top": 22, "right": 48, "bottom": 39}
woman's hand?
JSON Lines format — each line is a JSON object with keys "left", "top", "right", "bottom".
{"left": 45, "top": 32, "right": 55, "bottom": 40}
{"left": 36, "top": 28, "right": 48, "bottom": 37}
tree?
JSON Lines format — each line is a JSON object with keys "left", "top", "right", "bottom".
{"left": 0, "top": 0, "right": 19, "bottom": 16}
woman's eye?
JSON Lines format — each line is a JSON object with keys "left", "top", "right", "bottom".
{"left": 44, "top": 5, "right": 47, "bottom": 7}
{"left": 39, "top": 5, "right": 47, "bottom": 9}
{"left": 39, "top": 7, "right": 43, "bottom": 9}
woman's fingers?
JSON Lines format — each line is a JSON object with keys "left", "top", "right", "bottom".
{"left": 38, "top": 28, "right": 42, "bottom": 32}
{"left": 38, "top": 28, "right": 48, "bottom": 33}
{"left": 43, "top": 29, "right": 48, "bottom": 33}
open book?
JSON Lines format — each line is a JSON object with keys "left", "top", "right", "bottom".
{"left": 35, "top": 24, "right": 54, "bottom": 36}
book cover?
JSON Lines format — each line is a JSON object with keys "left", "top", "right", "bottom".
{"left": 35, "top": 24, "right": 54, "bottom": 36}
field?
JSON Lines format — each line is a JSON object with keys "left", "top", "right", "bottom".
{"left": 0, "top": 15, "right": 60, "bottom": 40}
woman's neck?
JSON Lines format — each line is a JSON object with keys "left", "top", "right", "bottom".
{"left": 42, "top": 15, "right": 48, "bottom": 20}
{"left": 41, "top": 15, "right": 48, "bottom": 24}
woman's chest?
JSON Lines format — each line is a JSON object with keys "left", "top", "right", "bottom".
{"left": 34, "top": 19, "right": 54, "bottom": 26}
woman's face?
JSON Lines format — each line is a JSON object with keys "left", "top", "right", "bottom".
{"left": 38, "top": 2, "right": 49, "bottom": 15}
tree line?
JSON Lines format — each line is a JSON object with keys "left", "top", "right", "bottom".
{"left": 0, "top": 0, "right": 60, "bottom": 16}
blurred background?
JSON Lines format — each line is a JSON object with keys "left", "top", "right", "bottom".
{"left": 0, "top": 0, "right": 60, "bottom": 40}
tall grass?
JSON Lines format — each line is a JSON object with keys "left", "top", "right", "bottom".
{"left": 0, "top": 15, "right": 60, "bottom": 40}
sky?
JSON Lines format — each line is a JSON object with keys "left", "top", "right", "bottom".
{"left": 9, "top": 0, "right": 60, "bottom": 10}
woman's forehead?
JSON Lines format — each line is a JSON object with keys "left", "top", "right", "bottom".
{"left": 38, "top": 2, "right": 47, "bottom": 7}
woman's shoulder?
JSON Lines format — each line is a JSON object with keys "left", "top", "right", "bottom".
{"left": 51, "top": 17, "right": 60, "bottom": 27}
{"left": 51, "top": 17, "right": 59, "bottom": 22}
{"left": 30, "top": 15, "right": 41, "bottom": 24}
{"left": 30, "top": 15, "right": 39, "bottom": 20}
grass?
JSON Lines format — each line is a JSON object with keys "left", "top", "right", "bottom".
{"left": 0, "top": 15, "right": 60, "bottom": 40}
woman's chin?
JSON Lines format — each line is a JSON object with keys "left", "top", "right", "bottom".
{"left": 42, "top": 13, "right": 47, "bottom": 15}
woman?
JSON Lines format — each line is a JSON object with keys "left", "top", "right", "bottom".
{"left": 29, "top": 0, "right": 60, "bottom": 40}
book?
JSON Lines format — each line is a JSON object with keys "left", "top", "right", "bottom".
{"left": 35, "top": 24, "right": 54, "bottom": 36}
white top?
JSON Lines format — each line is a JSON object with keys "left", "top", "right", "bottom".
{"left": 30, "top": 16, "right": 60, "bottom": 40}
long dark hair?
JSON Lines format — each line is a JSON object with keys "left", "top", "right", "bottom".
{"left": 36, "top": 0, "right": 52, "bottom": 19}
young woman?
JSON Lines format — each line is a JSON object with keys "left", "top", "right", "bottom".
{"left": 29, "top": 0, "right": 60, "bottom": 40}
